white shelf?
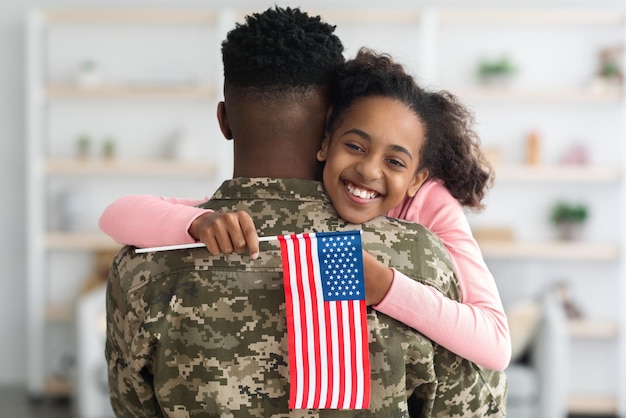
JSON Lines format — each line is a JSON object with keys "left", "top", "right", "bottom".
{"left": 493, "top": 164, "right": 621, "bottom": 183}
{"left": 478, "top": 240, "right": 619, "bottom": 261}
{"left": 46, "top": 232, "right": 121, "bottom": 251}
{"left": 290, "top": 8, "right": 624, "bottom": 30}
{"left": 42, "top": 9, "right": 218, "bottom": 24}
{"left": 312, "top": 9, "right": 421, "bottom": 24}
{"left": 568, "top": 395, "right": 618, "bottom": 415}
{"left": 439, "top": 9, "right": 626, "bottom": 25}
{"left": 44, "top": 304, "right": 74, "bottom": 322}
{"left": 569, "top": 319, "right": 620, "bottom": 339}
{"left": 46, "top": 158, "right": 217, "bottom": 177}
{"left": 43, "top": 377, "right": 72, "bottom": 397}
{"left": 455, "top": 86, "right": 622, "bottom": 103}
{"left": 45, "top": 84, "right": 215, "bottom": 100}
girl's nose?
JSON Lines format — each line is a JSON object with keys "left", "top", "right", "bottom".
{"left": 355, "top": 157, "right": 382, "bottom": 181}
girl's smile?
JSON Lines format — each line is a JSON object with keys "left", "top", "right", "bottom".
{"left": 344, "top": 180, "right": 381, "bottom": 201}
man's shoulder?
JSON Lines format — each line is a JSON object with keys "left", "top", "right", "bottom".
{"left": 361, "top": 214, "right": 446, "bottom": 251}
{"left": 110, "top": 246, "right": 185, "bottom": 293}
{"left": 110, "top": 244, "right": 280, "bottom": 294}
{"left": 368, "top": 214, "right": 435, "bottom": 230}
{"left": 361, "top": 215, "right": 459, "bottom": 299}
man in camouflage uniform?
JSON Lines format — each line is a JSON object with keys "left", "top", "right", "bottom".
{"left": 105, "top": 6, "right": 506, "bottom": 417}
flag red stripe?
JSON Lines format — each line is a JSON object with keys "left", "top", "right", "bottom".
{"left": 359, "top": 299, "right": 371, "bottom": 407}
{"left": 304, "top": 235, "right": 324, "bottom": 407}
{"left": 347, "top": 301, "right": 357, "bottom": 409}
{"left": 292, "top": 236, "right": 311, "bottom": 407}
{"left": 278, "top": 236, "right": 299, "bottom": 408}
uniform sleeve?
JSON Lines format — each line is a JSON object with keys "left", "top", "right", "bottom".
{"left": 98, "top": 195, "right": 210, "bottom": 248}
{"left": 105, "top": 255, "right": 149, "bottom": 417}
{"left": 378, "top": 180, "right": 512, "bottom": 371}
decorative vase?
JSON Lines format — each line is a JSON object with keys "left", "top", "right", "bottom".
{"left": 77, "top": 59, "right": 103, "bottom": 87}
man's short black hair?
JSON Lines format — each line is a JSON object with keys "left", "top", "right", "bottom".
{"left": 221, "top": 6, "right": 344, "bottom": 98}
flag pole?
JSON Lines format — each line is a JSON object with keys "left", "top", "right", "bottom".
{"left": 135, "top": 235, "right": 278, "bottom": 254}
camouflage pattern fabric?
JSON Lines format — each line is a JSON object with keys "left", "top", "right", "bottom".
{"left": 106, "top": 178, "right": 506, "bottom": 417}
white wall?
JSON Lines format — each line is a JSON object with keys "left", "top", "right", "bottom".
{"left": 2, "top": 0, "right": 625, "bottom": 386}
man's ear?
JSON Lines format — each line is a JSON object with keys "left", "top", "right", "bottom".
{"left": 317, "top": 134, "right": 330, "bottom": 162}
{"left": 317, "top": 106, "right": 334, "bottom": 161}
{"left": 325, "top": 105, "right": 333, "bottom": 124}
{"left": 407, "top": 168, "right": 430, "bottom": 197}
{"left": 217, "top": 101, "right": 233, "bottom": 139}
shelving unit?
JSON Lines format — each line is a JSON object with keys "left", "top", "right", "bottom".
{"left": 330, "top": 6, "right": 624, "bottom": 416}
{"left": 24, "top": 6, "right": 626, "bottom": 417}
{"left": 25, "top": 9, "right": 228, "bottom": 399}
{"left": 429, "top": 9, "right": 625, "bottom": 416}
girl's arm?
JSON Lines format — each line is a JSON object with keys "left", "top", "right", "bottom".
{"left": 99, "top": 195, "right": 209, "bottom": 247}
{"left": 377, "top": 180, "right": 511, "bottom": 371}
{"left": 99, "top": 195, "right": 261, "bottom": 256}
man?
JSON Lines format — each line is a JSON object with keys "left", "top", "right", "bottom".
{"left": 105, "top": 6, "right": 506, "bottom": 417}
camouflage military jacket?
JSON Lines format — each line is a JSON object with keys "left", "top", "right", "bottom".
{"left": 106, "top": 178, "right": 506, "bottom": 418}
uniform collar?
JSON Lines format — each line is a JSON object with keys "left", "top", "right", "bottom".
{"left": 211, "top": 177, "right": 330, "bottom": 204}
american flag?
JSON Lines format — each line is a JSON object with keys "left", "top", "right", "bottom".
{"left": 277, "top": 230, "right": 370, "bottom": 410}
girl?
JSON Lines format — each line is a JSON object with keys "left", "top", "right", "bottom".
{"left": 99, "top": 49, "right": 511, "bottom": 371}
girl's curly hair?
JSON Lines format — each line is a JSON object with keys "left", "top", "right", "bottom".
{"left": 418, "top": 89, "right": 494, "bottom": 209}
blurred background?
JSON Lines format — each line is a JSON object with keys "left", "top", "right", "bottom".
{"left": 2, "top": 0, "right": 626, "bottom": 417}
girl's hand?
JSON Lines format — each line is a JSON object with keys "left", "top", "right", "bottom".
{"left": 362, "top": 250, "right": 394, "bottom": 306}
{"left": 189, "top": 211, "right": 260, "bottom": 259}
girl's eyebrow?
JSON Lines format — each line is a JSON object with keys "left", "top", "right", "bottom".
{"left": 344, "top": 128, "right": 414, "bottom": 161}
{"left": 389, "top": 144, "right": 414, "bottom": 161}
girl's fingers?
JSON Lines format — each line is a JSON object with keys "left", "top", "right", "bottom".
{"left": 199, "top": 211, "right": 259, "bottom": 259}
{"left": 238, "top": 212, "right": 260, "bottom": 259}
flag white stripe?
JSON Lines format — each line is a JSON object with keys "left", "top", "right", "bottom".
{"left": 353, "top": 299, "right": 365, "bottom": 408}
{"left": 341, "top": 299, "right": 352, "bottom": 409}
{"left": 329, "top": 302, "right": 340, "bottom": 408}
{"left": 310, "top": 235, "right": 329, "bottom": 408}
{"left": 298, "top": 235, "right": 317, "bottom": 409}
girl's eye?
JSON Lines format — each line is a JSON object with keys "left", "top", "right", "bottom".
{"left": 387, "top": 158, "right": 407, "bottom": 168}
{"left": 346, "top": 143, "right": 364, "bottom": 152}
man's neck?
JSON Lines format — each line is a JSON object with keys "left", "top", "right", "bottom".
{"left": 225, "top": 89, "right": 328, "bottom": 181}
{"left": 232, "top": 143, "right": 324, "bottom": 180}
{"left": 232, "top": 163, "right": 322, "bottom": 180}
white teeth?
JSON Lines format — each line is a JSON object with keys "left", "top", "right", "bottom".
{"left": 346, "top": 182, "right": 378, "bottom": 199}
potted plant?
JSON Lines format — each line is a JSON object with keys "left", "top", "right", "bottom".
{"left": 76, "top": 134, "right": 91, "bottom": 159}
{"left": 477, "top": 56, "right": 517, "bottom": 86}
{"left": 549, "top": 201, "right": 588, "bottom": 241}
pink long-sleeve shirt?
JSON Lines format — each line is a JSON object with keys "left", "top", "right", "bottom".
{"left": 99, "top": 179, "right": 511, "bottom": 370}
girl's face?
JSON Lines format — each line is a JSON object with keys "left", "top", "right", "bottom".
{"left": 317, "top": 96, "right": 428, "bottom": 224}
